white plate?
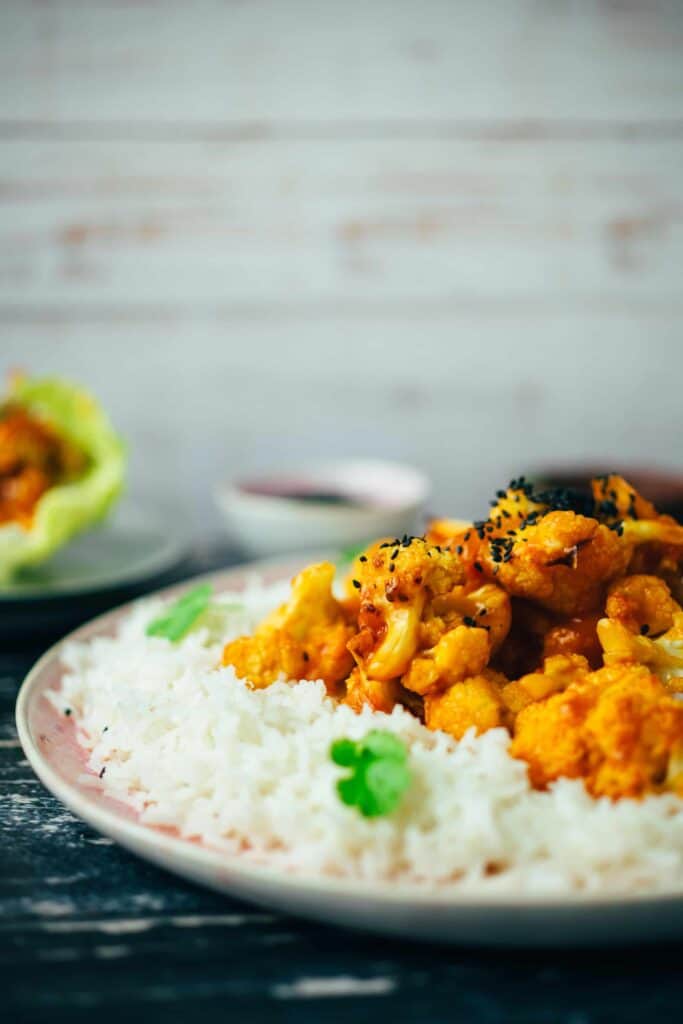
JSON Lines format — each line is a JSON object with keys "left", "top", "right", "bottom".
{"left": 15, "top": 559, "right": 683, "bottom": 947}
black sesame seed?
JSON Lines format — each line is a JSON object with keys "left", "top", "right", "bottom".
{"left": 303, "top": 651, "right": 310, "bottom": 661}
{"left": 352, "top": 579, "right": 361, "bottom": 589}
{"left": 455, "top": 545, "right": 463, "bottom": 555}
{"left": 99, "top": 767, "right": 106, "bottom": 779}
{"left": 474, "top": 561, "right": 483, "bottom": 572}
{"left": 463, "top": 615, "right": 476, "bottom": 627}
{"left": 389, "top": 563, "right": 395, "bottom": 572}
{"left": 64, "top": 708, "right": 72, "bottom": 717}
{"left": 391, "top": 549, "right": 399, "bottom": 559}
{"left": 640, "top": 624, "right": 650, "bottom": 636}
{"left": 359, "top": 555, "right": 367, "bottom": 562}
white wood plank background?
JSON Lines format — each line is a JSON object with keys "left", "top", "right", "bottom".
{"left": 1, "top": 1, "right": 682, "bottom": 533}
{"left": 3, "top": 0, "right": 683, "bottom": 123}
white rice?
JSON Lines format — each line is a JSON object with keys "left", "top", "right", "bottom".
{"left": 50, "top": 579, "right": 683, "bottom": 895}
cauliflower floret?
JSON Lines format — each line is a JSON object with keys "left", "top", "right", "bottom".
{"left": 501, "top": 653, "right": 591, "bottom": 715}
{"left": 510, "top": 664, "right": 683, "bottom": 799}
{"left": 343, "top": 538, "right": 512, "bottom": 711}
{"left": 479, "top": 511, "right": 630, "bottom": 616}
{"left": 222, "top": 561, "right": 355, "bottom": 692}
{"left": 219, "top": 631, "right": 307, "bottom": 690}
{"left": 347, "top": 537, "right": 465, "bottom": 682}
{"left": 605, "top": 574, "right": 679, "bottom": 637}
{"left": 424, "top": 670, "right": 510, "bottom": 740}
{"left": 343, "top": 666, "right": 402, "bottom": 715}
{"left": 596, "top": 574, "right": 683, "bottom": 693}
{"left": 593, "top": 474, "right": 683, "bottom": 581}
{"left": 401, "top": 624, "right": 491, "bottom": 696}
{"left": 541, "top": 612, "right": 603, "bottom": 668}
{"left": 598, "top": 618, "right": 683, "bottom": 694}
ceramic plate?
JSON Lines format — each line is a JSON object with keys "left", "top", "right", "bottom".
{"left": 1, "top": 502, "right": 187, "bottom": 601}
{"left": 0, "top": 503, "right": 189, "bottom": 642}
{"left": 15, "top": 560, "right": 683, "bottom": 947}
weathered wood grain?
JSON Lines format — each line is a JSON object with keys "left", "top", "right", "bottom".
{"left": 0, "top": 137, "right": 682, "bottom": 307}
{"left": 2, "top": 0, "right": 683, "bottom": 124}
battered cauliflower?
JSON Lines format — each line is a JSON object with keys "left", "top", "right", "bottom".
{"left": 220, "top": 472, "right": 683, "bottom": 803}
{"left": 510, "top": 664, "right": 683, "bottom": 799}
{"left": 478, "top": 511, "right": 630, "bottom": 617}
{"left": 346, "top": 537, "right": 465, "bottom": 685}
{"left": 222, "top": 561, "right": 355, "bottom": 693}
{"left": 424, "top": 669, "right": 510, "bottom": 740}
{"left": 501, "top": 653, "right": 591, "bottom": 715}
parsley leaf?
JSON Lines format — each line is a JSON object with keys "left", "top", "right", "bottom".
{"left": 146, "top": 583, "right": 213, "bottom": 642}
{"left": 330, "top": 729, "right": 411, "bottom": 818}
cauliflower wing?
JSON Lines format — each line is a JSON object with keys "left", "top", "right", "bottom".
{"left": 343, "top": 666, "right": 403, "bottom": 715}
{"left": 593, "top": 474, "right": 683, "bottom": 582}
{"left": 479, "top": 511, "right": 629, "bottom": 616}
{"left": 501, "top": 653, "right": 591, "bottom": 715}
{"left": 222, "top": 561, "right": 355, "bottom": 692}
{"left": 402, "top": 624, "right": 491, "bottom": 696}
{"left": 510, "top": 664, "right": 683, "bottom": 798}
{"left": 347, "top": 537, "right": 465, "bottom": 682}
{"left": 596, "top": 574, "right": 683, "bottom": 693}
{"left": 424, "top": 669, "right": 510, "bottom": 740}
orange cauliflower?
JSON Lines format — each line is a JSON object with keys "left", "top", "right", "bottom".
{"left": 510, "top": 664, "right": 683, "bottom": 799}
{"left": 222, "top": 561, "right": 355, "bottom": 692}
{"left": 424, "top": 670, "right": 510, "bottom": 740}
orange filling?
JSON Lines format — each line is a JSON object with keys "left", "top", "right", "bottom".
{"left": 0, "top": 407, "right": 86, "bottom": 527}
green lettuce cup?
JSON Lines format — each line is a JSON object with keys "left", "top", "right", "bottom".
{"left": 0, "top": 376, "right": 126, "bottom": 582}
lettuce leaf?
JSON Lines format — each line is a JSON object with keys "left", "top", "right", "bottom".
{"left": 0, "top": 376, "right": 126, "bottom": 582}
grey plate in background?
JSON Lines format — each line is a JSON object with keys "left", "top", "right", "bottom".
{"left": 0, "top": 503, "right": 190, "bottom": 643}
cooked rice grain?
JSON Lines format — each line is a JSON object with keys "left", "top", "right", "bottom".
{"left": 50, "top": 584, "right": 683, "bottom": 895}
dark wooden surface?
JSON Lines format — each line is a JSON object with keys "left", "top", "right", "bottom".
{"left": 3, "top": 546, "right": 683, "bottom": 1024}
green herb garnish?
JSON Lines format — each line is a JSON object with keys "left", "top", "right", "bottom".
{"left": 330, "top": 729, "right": 411, "bottom": 818}
{"left": 145, "top": 583, "right": 213, "bottom": 642}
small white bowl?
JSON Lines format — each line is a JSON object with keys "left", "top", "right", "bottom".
{"left": 216, "top": 459, "right": 431, "bottom": 558}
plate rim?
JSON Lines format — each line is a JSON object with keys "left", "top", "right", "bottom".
{"left": 15, "top": 556, "right": 683, "bottom": 915}
{"left": 0, "top": 502, "right": 189, "bottom": 602}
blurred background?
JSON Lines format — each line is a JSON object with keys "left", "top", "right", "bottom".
{"left": 2, "top": 0, "right": 683, "bottom": 536}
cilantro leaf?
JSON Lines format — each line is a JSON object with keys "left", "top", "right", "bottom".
{"left": 330, "top": 738, "right": 358, "bottom": 767}
{"left": 362, "top": 730, "right": 408, "bottom": 762}
{"left": 362, "top": 758, "right": 411, "bottom": 817}
{"left": 146, "top": 583, "right": 213, "bottom": 642}
{"left": 331, "top": 729, "right": 411, "bottom": 818}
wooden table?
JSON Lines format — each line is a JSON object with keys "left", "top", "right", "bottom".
{"left": 3, "top": 546, "right": 683, "bottom": 1023}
